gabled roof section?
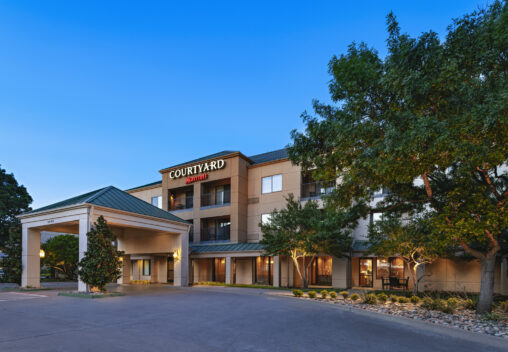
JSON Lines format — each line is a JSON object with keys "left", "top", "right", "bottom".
{"left": 159, "top": 150, "right": 239, "bottom": 173}
{"left": 248, "top": 148, "right": 289, "bottom": 165}
{"left": 22, "top": 186, "right": 188, "bottom": 224}
{"left": 125, "top": 180, "right": 162, "bottom": 192}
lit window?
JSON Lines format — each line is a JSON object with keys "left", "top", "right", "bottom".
{"left": 142, "top": 259, "right": 151, "bottom": 276}
{"left": 151, "top": 196, "right": 162, "bottom": 208}
{"left": 262, "top": 174, "right": 282, "bottom": 194}
{"left": 261, "top": 214, "right": 272, "bottom": 225}
{"left": 370, "top": 212, "right": 383, "bottom": 224}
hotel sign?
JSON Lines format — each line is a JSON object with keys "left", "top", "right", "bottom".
{"left": 169, "top": 159, "right": 226, "bottom": 180}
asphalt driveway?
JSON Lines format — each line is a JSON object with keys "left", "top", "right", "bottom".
{"left": 0, "top": 285, "right": 506, "bottom": 352}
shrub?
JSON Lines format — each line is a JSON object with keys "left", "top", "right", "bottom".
{"left": 422, "top": 297, "right": 434, "bottom": 310}
{"left": 398, "top": 296, "right": 410, "bottom": 304}
{"left": 350, "top": 293, "right": 360, "bottom": 301}
{"left": 482, "top": 312, "right": 503, "bottom": 321}
{"left": 329, "top": 291, "right": 338, "bottom": 299}
{"left": 390, "top": 294, "right": 399, "bottom": 303}
{"left": 363, "top": 293, "right": 377, "bottom": 304}
{"left": 433, "top": 299, "right": 447, "bottom": 312}
{"left": 377, "top": 293, "right": 388, "bottom": 303}
{"left": 464, "top": 297, "right": 477, "bottom": 310}
{"left": 293, "top": 289, "right": 303, "bottom": 297}
{"left": 410, "top": 295, "right": 421, "bottom": 304}
{"left": 308, "top": 290, "right": 317, "bottom": 298}
{"left": 441, "top": 305, "right": 454, "bottom": 314}
{"left": 320, "top": 290, "right": 329, "bottom": 299}
{"left": 498, "top": 300, "right": 508, "bottom": 312}
{"left": 340, "top": 291, "right": 349, "bottom": 299}
{"left": 446, "top": 297, "right": 460, "bottom": 310}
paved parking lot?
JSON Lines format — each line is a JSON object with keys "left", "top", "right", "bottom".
{"left": 0, "top": 285, "right": 506, "bottom": 352}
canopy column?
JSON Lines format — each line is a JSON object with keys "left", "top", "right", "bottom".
{"left": 78, "top": 213, "right": 91, "bottom": 292}
{"left": 21, "top": 225, "right": 40, "bottom": 288}
{"left": 173, "top": 233, "right": 188, "bottom": 286}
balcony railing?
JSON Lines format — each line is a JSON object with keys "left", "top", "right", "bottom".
{"left": 200, "top": 226, "right": 230, "bottom": 242}
{"left": 301, "top": 181, "right": 335, "bottom": 199}
{"left": 201, "top": 190, "right": 231, "bottom": 207}
{"left": 169, "top": 195, "right": 193, "bottom": 211}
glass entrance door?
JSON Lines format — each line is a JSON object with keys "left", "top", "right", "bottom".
{"left": 359, "top": 258, "right": 373, "bottom": 287}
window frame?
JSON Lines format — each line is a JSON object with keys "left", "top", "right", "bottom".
{"left": 261, "top": 174, "right": 283, "bottom": 194}
{"left": 151, "top": 195, "right": 162, "bottom": 208}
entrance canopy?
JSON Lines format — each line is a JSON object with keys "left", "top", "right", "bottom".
{"left": 18, "top": 186, "right": 191, "bottom": 291}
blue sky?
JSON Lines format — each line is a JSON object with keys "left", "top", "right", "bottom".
{"left": 0, "top": 0, "right": 483, "bottom": 209}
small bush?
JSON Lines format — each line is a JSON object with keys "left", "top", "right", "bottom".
{"left": 398, "top": 296, "right": 410, "bottom": 304}
{"left": 363, "top": 293, "right": 377, "bottom": 304}
{"left": 422, "top": 297, "right": 434, "bottom": 310}
{"left": 350, "top": 293, "right": 360, "bottom": 301}
{"left": 433, "top": 299, "right": 447, "bottom": 312}
{"left": 377, "top": 293, "right": 388, "bottom": 303}
{"left": 293, "top": 289, "right": 303, "bottom": 297}
{"left": 329, "top": 291, "right": 338, "bottom": 299}
{"left": 482, "top": 312, "right": 503, "bottom": 321}
{"left": 464, "top": 297, "right": 477, "bottom": 310}
{"left": 320, "top": 290, "right": 329, "bottom": 299}
{"left": 390, "top": 294, "right": 399, "bottom": 303}
{"left": 308, "top": 290, "right": 317, "bottom": 298}
{"left": 441, "top": 305, "right": 454, "bottom": 314}
{"left": 498, "top": 300, "right": 508, "bottom": 312}
{"left": 340, "top": 291, "right": 349, "bottom": 299}
{"left": 410, "top": 295, "right": 421, "bottom": 304}
{"left": 446, "top": 297, "right": 460, "bottom": 310}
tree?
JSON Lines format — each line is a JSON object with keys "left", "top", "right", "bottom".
{"left": 368, "top": 216, "right": 442, "bottom": 294}
{"left": 78, "top": 216, "right": 123, "bottom": 292}
{"left": 1, "top": 226, "right": 22, "bottom": 284}
{"left": 0, "top": 166, "right": 32, "bottom": 284}
{"left": 289, "top": 2, "right": 507, "bottom": 313}
{"left": 42, "top": 234, "right": 79, "bottom": 280}
{"left": 260, "top": 194, "right": 353, "bottom": 288}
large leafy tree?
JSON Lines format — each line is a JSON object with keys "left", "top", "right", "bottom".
{"left": 78, "top": 216, "right": 123, "bottom": 292}
{"left": 260, "top": 194, "right": 353, "bottom": 288}
{"left": 289, "top": 2, "right": 507, "bottom": 313}
{"left": 0, "top": 166, "right": 32, "bottom": 283}
{"left": 42, "top": 234, "right": 79, "bottom": 280}
{"left": 0, "top": 166, "right": 32, "bottom": 246}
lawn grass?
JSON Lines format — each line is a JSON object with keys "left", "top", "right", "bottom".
{"left": 58, "top": 292, "right": 126, "bottom": 299}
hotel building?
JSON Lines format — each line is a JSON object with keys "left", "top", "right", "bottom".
{"left": 126, "top": 148, "right": 508, "bottom": 293}
{"left": 18, "top": 148, "right": 508, "bottom": 294}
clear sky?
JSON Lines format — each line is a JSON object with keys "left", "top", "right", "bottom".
{"left": 0, "top": 0, "right": 483, "bottom": 209}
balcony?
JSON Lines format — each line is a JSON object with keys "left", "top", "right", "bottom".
{"left": 301, "top": 181, "right": 335, "bottom": 200}
{"left": 201, "top": 218, "right": 230, "bottom": 242}
{"left": 201, "top": 190, "right": 231, "bottom": 208}
{"left": 169, "top": 194, "right": 194, "bottom": 211}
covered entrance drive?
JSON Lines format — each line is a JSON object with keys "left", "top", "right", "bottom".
{"left": 18, "top": 186, "right": 191, "bottom": 292}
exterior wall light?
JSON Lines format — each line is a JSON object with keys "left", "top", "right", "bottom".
{"left": 39, "top": 249, "right": 45, "bottom": 258}
{"left": 173, "top": 250, "right": 180, "bottom": 261}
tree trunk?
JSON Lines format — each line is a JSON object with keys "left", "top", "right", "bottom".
{"left": 405, "top": 261, "right": 418, "bottom": 295}
{"left": 477, "top": 256, "right": 496, "bottom": 314}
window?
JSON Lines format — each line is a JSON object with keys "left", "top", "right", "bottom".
{"left": 370, "top": 212, "right": 383, "bottom": 224}
{"left": 151, "top": 196, "right": 162, "bottom": 208}
{"left": 376, "top": 257, "right": 404, "bottom": 279}
{"left": 262, "top": 174, "right": 282, "bottom": 194}
{"left": 261, "top": 213, "right": 272, "bottom": 225}
{"left": 142, "top": 259, "right": 151, "bottom": 276}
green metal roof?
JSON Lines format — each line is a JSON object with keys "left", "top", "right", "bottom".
{"left": 249, "top": 148, "right": 289, "bottom": 165}
{"left": 125, "top": 180, "right": 162, "bottom": 192}
{"left": 352, "top": 240, "right": 370, "bottom": 251}
{"left": 23, "top": 186, "right": 189, "bottom": 224}
{"left": 190, "top": 243, "right": 264, "bottom": 253}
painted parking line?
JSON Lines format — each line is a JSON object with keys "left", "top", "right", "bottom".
{"left": 0, "top": 292, "right": 48, "bottom": 302}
